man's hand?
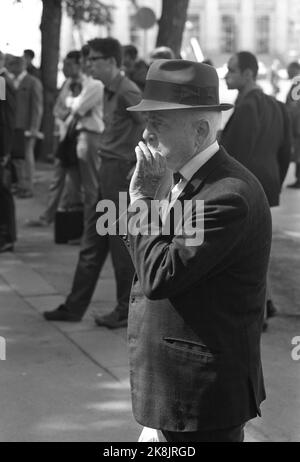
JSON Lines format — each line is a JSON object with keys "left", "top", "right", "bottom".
{"left": 138, "top": 427, "right": 160, "bottom": 442}
{"left": 129, "top": 141, "right": 167, "bottom": 204}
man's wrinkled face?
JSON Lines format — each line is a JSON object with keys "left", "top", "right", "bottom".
{"left": 225, "top": 55, "right": 245, "bottom": 90}
{"left": 142, "top": 110, "right": 195, "bottom": 170}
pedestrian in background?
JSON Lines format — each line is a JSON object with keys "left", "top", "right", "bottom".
{"left": 10, "top": 55, "right": 43, "bottom": 198}
{"left": 44, "top": 38, "right": 144, "bottom": 329}
{"left": 26, "top": 51, "right": 83, "bottom": 227}
{"left": 23, "top": 49, "right": 41, "bottom": 81}
{"left": 221, "top": 51, "right": 291, "bottom": 330}
{"left": 0, "top": 51, "right": 17, "bottom": 252}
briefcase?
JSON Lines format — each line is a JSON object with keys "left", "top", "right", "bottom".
{"left": 54, "top": 209, "right": 84, "bottom": 244}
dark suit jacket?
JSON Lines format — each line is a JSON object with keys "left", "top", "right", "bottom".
{"left": 221, "top": 88, "right": 291, "bottom": 207}
{"left": 126, "top": 147, "right": 272, "bottom": 432}
{"left": 15, "top": 73, "right": 43, "bottom": 133}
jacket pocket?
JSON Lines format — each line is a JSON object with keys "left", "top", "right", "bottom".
{"left": 163, "top": 337, "right": 219, "bottom": 360}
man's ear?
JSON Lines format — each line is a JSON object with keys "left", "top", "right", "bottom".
{"left": 195, "top": 119, "right": 209, "bottom": 139}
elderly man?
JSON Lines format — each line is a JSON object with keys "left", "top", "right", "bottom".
{"left": 123, "top": 60, "right": 272, "bottom": 442}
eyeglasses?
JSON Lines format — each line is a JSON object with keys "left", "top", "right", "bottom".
{"left": 88, "top": 55, "right": 109, "bottom": 62}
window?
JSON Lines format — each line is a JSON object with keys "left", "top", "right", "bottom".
{"left": 221, "top": 15, "right": 236, "bottom": 53}
{"left": 256, "top": 16, "right": 270, "bottom": 54}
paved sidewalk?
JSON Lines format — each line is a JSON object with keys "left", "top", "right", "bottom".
{"left": 0, "top": 163, "right": 299, "bottom": 442}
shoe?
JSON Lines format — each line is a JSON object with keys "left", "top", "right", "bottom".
{"left": 25, "top": 217, "right": 50, "bottom": 227}
{"left": 94, "top": 308, "right": 128, "bottom": 329}
{"left": 287, "top": 181, "right": 300, "bottom": 189}
{"left": 0, "top": 241, "right": 14, "bottom": 253}
{"left": 43, "top": 304, "right": 82, "bottom": 322}
{"left": 266, "top": 299, "right": 277, "bottom": 319}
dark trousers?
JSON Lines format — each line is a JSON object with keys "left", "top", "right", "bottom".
{"left": 66, "top": 158, "right": 135, "bottom": 318}
{"left": 162, "top": 424, "right": 245, "bottom": 443}
{"left": 0, "top": 165, "right": 16, "bottom": 244}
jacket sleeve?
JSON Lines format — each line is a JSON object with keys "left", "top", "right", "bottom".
{"left": 221, "top": 102, "right": 260, "bottom": 165}
{"left": 126, "top": 193, "right": 249, "bottom": 300}
{"left": 29, "top": 78, "right": 43, "bottom": 133}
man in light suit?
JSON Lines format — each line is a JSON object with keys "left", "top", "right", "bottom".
{"left": 123, "top": 60, "right": 272, "bottom": 442}
{"left": 10, "top": 56, "right": 43, "bottom": 198}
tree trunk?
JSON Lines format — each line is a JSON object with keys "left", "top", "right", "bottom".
{"left": 156, "top": 0, "right": 190, "bottom": 58}
{"left": 40, "top": 0, "right": 62, "bottom": 159}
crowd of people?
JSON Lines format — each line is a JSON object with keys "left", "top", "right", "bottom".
{"left": 0, "top": 37, "right": 299, "bottom": 442}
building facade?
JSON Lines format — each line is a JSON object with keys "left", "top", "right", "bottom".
{"left": 108, "top": 0, "right": 300, "bottom": 66}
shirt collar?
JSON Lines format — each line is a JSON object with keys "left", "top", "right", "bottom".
{"left": 179, "top": 141, "right": 219, "bottom": 183}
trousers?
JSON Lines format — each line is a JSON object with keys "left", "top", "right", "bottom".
{"left": 65, "top": 158, "right": 135, "bottom": 317}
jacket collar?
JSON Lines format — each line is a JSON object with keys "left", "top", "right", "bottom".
{"left": 177, "top": 147, "right": 228, "bottom": 201}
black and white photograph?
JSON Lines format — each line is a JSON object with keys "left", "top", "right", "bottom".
{"left": 0, "top": 0, "right": 299, "bottom": 444}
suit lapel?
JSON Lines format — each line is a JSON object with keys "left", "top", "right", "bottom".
{"left": 177, "top": 148, "right": 228, "bottom": 202}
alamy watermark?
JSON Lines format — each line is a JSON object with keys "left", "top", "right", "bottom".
{"left": 0, "top": 336, "right": 6, "bottom": 360}
{"left": 291, "top": 337, "right": 300, "bottom": 361}
{"left": 0, "top": 76, "right": 6, "bottom": 101}
{"left": 96, "top": 193, "right": 205, "bottom": 247}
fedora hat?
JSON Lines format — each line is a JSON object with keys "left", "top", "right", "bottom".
{"left": 127, "top": 59, "right": 233, "bottom": 112}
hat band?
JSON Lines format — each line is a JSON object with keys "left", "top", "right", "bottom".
{"left": 143, "top": 79, "right": 219, "bottom": 106}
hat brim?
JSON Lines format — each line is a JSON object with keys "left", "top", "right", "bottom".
{"left": 127, "top": 99, "right": 233, "bottom": 112}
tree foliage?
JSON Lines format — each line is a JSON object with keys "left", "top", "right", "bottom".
{"left": 65, "top": 0, "right": 113, "bottom": 26}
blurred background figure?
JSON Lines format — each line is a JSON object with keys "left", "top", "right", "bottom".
{"left": 10, "top": 55, "right": 43, "bottom": 199}
{"left": 26, "top": 50, "right": 84, "bottom": 227}
{"left": 286, "top": 61, "right": 300, "bottom": 189}
{"left": 23, "top": 49, "right": 41, "bottom": 80}
{"left": 221, "top": 51, "right": 291, "bottom": 331}
{"left": 0, "top": 50, "right": 17, "bottom": 253}
{"left": 149, "top": 46, "right": 175, "bottom": 63}
{"left": 122, "top": 44, "right": 149, "bottom": 92}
